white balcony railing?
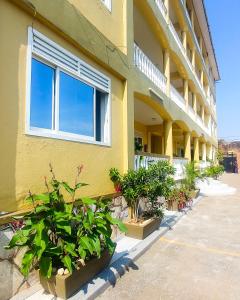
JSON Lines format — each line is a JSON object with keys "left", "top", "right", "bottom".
{"left": 170, "top": 85, "right": 185, "bottom": 110}
{"left": 155, "top": 0, "right": 167, "bottom": 17}
{"left": 135, "top": 152, "right": 169, "bottom": 170}
{"left": 173, "top": 157, "right": 188, "bottom": 180}
{"left": 134, "top": 43, "right": 167, "bottom": 94}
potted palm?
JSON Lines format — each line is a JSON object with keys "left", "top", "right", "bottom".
{"left": 182, "top": 161, "right": 201, "bottom": 198}
{"left": 5, "top": 165, "right": 126, "bottom": 299}
{"left": 109, "top": 161, "right": 175, "bottom": 239}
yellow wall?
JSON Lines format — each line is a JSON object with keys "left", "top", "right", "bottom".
{"left": 68, "top": 0, "right": 126, "bottom": 54}
{"left": 0, "top": 1, "right": 125, "bottom": 212}
{"left": 134, "top": 3, "right": 164, "bottom": 71}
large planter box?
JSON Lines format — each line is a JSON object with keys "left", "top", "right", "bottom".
{"left": 124, "top": 218, "right": 162, "bottom": 240}
{"left": 38, "top": 249, "right": 113, "bottom": 299}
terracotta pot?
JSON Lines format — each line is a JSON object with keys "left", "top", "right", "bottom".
{"left": 124, "top": 218, "right": 162, "bottom": 240}
{"left": 38, "top": 248, "right": 113, "bottom": 299}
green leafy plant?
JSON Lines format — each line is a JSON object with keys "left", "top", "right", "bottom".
{"left": 203, "top": 164, "right": 224, "bottom": 179}
{"left": 6, "top": 165, "right": 126, "bottom": 279}
{"left": 182, "top": 161, "right": 201, "bottom": 191}
{"left": 109, "top": 161, "right": 176, "bottom": 222}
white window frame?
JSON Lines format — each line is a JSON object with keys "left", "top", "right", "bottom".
{"left": 26, "top": 28, "right": 111, "bottom": 146}
{"left": 101, "top": 0, "right": 112, "bottom": 11}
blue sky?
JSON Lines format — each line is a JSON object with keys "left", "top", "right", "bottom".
{"left": 205, "top": 0, "right": 240, "bottom": 140}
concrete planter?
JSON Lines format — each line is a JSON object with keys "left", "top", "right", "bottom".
{"left": 124, "top": 218, "right": 162, "bottom": 240}
{"left": 38, "top": 249, "right": 113, "bottom": 299}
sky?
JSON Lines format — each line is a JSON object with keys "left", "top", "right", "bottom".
{"left": 205, "top": 0, "right": 240, "bottom": 141}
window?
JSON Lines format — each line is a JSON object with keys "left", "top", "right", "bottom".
{"left": 27, "top": 29, "right": 111, "bottom": 145}
{"left": 101, "top": 0, "right": 111, "bottom": 11}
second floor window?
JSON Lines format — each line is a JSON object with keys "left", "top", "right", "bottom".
{"left": 27, "top": 29, "right": 111, "bottom": 145}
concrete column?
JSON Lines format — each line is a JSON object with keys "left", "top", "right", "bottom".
{"left": 182, "top": 30, "right": 187, "bottom": 51}
{"left": 208, "top": 144, "right": 213, "bottom": 161}
{"left": 164, "top": 50, "right": 170, "bottom": 97}
{"left": 202, "top": 143, "right": 207, "bottom": 161}
{"left": 164, "top": 120, "right": 173, "bottom": 160}
{"left": 184, "top": 132, "right": 191, "bottom": 161}
{"left": 193, "top": 93, "right": 197, "bottom": 114}
{"left": 184, "top": 79, "right": 189, "bottom": 107}
{"left": 193, "top": 137, "right": 199, "bottom": 162}
{"left": 190, "top": 10, "right": 194, "bottom": 30}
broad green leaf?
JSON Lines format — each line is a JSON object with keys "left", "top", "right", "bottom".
{"left": 21, "top": 250, "right": 34, "bottom": 277}
{"left": 78, "top": 247, "right": 86, "bottom": 260}
{"left": 45, "top": 246, "right": 62, "bottom": 256}
{"left": 56, "top": 221, "right": 71, "bottom": 235}
{"left": 105, "top": 237, "right": 116, "bottom": 255}
{"left": 62, "top": 255, "right": 72, "bottom": 273}
{"left": 39, "top": 256, "right": 52, "bottom": 278}
{"left": 75, "top": 182, "right": 88, "bottom": 189}
{"left": 91, "top": 236, "right": 101, "bottom": 257}
{"left": 87, "top": 209, "right": 94, "bottom": 224}
{"left": 61, "top": 182, "right": 74, "bottom": 195}
{"left": 79, "top": 236, "right": 93, "bottom": 254}
{"left": 81, "top": 197, "right": 96, "bottom": 206}
{"left": 64, "top": 242, "right": 78, "bottom": 257}
{"left": 5, "top": 231, "right": 28, "bottom": 249}
{"left": 35, "top": 205, "right": 50, "bottom": 213}
{"left": 35, "top": 194, "right": 50, "bottom": 203}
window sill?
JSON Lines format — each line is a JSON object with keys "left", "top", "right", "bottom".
{"left": 25, "top": 128, "right": 111, "bottom": 147}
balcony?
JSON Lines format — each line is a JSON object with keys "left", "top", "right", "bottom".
{"left": 170, "top": 85, "right": 185, "bottom": 110}
{"left": 135, "top": 152, "right": 169, "bottom": 170}
{"left": 154, "top": 1, "right": 209, "bottom": 105}
{"left": 134, "top": 43, "right": 167, "bottom": 95}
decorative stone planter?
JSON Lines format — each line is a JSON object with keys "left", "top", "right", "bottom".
{"left": 124, "top": 218, "right": 162, "bottom": 240}
{"left": 38, "top": 249, "right": 113, "bottom": 299}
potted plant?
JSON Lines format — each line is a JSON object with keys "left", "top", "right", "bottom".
{"left": 109, "top": 161, "right": 175, "bottom": 239}
{"left": 182, "top": 161, "right": 201, "bottom": 198}
{"left": 5, "top": 165, "right": 126, "bottom": 299}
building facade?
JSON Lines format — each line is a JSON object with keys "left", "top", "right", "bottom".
{"left": 0, "top": 0, "right": 219, "bottom": 213}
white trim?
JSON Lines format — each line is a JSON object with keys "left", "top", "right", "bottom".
{"left": 101, "top": 0, "right": 112, "bottom": 11}
{"left": 26, "top": 27, "right": 111, "bottom": 146}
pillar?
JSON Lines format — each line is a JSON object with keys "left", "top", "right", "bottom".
{"left": 184, "top": 132, "right": 191, "bottom": 161}
{"left": 164, "top": 50, "right": 170, "bottom": 97}
{"left": 184, "top": 79, "right": 189, "bottom": 107}
{"left": 164, "top": 120, "right": 173, "bottom": 160}
{"left": 202, "top": 143, "right": 207, "bottom": 161}
{"left": 193, "top": 137, "right": 199, "bottom": 162}
{"left": 190, "top": 10, "right": 194, "bottom": 30}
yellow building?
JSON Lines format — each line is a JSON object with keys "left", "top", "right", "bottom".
{"left": 0, "top": 0, "right": 219, "bottom": 213}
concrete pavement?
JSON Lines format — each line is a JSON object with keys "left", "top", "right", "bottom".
{"left": 98, "top": 174, "right": 240, "bottom": 300}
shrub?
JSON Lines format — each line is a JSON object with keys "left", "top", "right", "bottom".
{"left": 203, "top": 164, "right": 224, "bottom": 179}
{"left": 182, "top": 161, "right": 201, "bottom": 191}
{"left": 6, "top": 165, "right": 126, "bottom": 278}
{"left": 109, "top": 160, "right": 176, "bottom": 222}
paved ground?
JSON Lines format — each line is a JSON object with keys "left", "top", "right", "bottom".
{"left": 98, "top": 174, "right": 240, "bottom": 300}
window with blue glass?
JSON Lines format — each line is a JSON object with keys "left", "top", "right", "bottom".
{"left": 29, "top": 58, "right": 109, "bottom": 143}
